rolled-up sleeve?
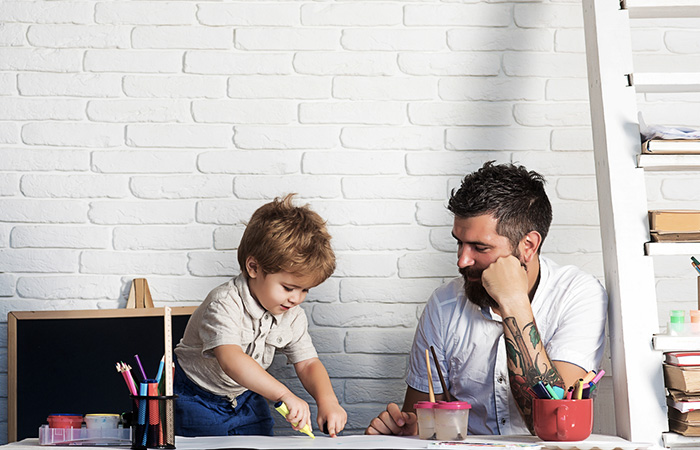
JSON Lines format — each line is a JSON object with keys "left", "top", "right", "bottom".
{"left": 279, "top": 308, "right": 318, "bottom": 364}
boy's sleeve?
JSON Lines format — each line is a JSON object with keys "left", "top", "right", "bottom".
{"left": 199, "top": 292, "right": 245, "bottom": 358}
{"left": 278, "top": 308, "right": 318, "bottom": 364}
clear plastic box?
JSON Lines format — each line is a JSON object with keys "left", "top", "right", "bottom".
{"left": 39, "top": 425, "right": 131, "bottom": 446}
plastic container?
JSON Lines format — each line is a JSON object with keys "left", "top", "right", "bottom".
{"left": 691, "top": 310, "right": 700, "bottom": 334}
{"left": 414, "top": 401, "right": 437, "bottom": 440}
{"left": 39, "top": 424, "right": 131, "bottom": 446}
{"left": 84, "top": 414, "right": 120, "bottom": 429}
{"left": 670, "top": 309, "right": 686, "bottom": 335}
{"left": 434, "top": 401, "right": 471, "bottom": 441}
{"left": 47, "top": 414, "right": 83, "bottom": 429}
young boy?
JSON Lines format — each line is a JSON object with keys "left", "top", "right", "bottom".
{"left": 173, "top": 194, "right": 347, "bottom": 437}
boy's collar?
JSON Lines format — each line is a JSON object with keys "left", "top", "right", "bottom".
{"left": 235, "top": 274, "right": 283, "bottom": 322}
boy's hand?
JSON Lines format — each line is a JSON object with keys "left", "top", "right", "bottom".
{"left": 317, "top": 399, "right": 347, "bottom": 437}
{"left": 279, "top": 393, "right": 311, "bottom": 432}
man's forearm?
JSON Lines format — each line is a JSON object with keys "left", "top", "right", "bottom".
{"left": 503, "top": 315, "right": 563, "bottom": 433}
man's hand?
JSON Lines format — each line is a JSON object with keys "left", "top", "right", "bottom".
{"left": 481, "top": 255, "right": 530, "bottom": 313}
{"left": 365, "top": 402, "right": 418, "bottom": 436}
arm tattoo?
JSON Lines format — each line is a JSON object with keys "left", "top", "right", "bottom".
{"left": 503, "top": 316, "right": 564, "bottom": 433}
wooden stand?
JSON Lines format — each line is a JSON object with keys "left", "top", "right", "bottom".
{"left": 126, "top": 278, "right": 155, "bottom": 309}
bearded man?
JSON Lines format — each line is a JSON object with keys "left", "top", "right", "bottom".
{"left": 365, "top": 161, "right": 608, "bottom": 435}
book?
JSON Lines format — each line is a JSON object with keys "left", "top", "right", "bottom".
{"left": 666, "top": 351, "right": 700, "bottom": 366}
{"left": 642, "top": 139, "right": 700, "bottom": 154}
{"left": 668, "top": 390, "right": 700, "bottom": 413}
{"left": 669, "top": 406, "right": 700, "bottom": 423}
{"left": 664, "top": 364, "right": 700, "bottom": 393}
{"left": 650, "top": 231, "right": 700, "bottom": 242}
{"left": 649, "top": 210, "right": 700, "bottom": 232}
{"left": 428, "top": 444, "right": 541, "bottom": 449}
{"left": 670, "top": 418, "right": 700, "bottom": 436}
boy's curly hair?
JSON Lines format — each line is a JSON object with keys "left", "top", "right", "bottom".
{"left": 237, "top": 194, "right": 335, "bottom": 286}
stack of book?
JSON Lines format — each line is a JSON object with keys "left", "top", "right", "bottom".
{"left": 649, "top": 210, "right": 700, "bottom": 242}
{"left": 642, "top": 139, "right": 700, "bottom": 155}
{"left": 665, "top": 351, "right": 700, "bottom": 435}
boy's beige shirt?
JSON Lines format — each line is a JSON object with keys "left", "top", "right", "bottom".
{"left": 174, "top": 273, "right": 318, "bottom": 406}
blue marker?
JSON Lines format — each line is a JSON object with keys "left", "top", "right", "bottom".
{"left": 532, "top": 381, "right": 552, "bottom": 399}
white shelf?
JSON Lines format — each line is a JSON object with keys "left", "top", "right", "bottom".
{"left": 638, "top": 154, "right": 700, "bottom": 170}
{"left": 626, "top": 0, "right": 700, "bottom": 18}
{"left": 634, "top": 72, "right": 700, "bottom": 93}
{"left": 653, "top": 334, "right": 700, "bottom": 351}
{"left": 663, "top": 431, "right": 700, "bottom": 448}
{"left": 645, "top": 242, "right": 700, "bottom": 255}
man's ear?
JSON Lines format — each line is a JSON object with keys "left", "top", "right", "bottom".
{"left": 519, "top": 231, "right": 542, "bottom": 263}
{"left": 245, "top": 256, "right": 260, "bottom": 279}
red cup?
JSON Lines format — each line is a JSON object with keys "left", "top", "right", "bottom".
{"left": 532, "top": 398, "right": 593, "bottom": 441}
{"left": 47, "top": 414, "right": 83, "bottom": 429}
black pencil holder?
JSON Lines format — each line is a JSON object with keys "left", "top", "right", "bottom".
{"left": 130, "top": 394, "right": 177, "bottom": 449}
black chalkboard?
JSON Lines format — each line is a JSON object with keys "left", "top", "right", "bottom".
{"left": 8, "top": 307, "right": 196, "bottom": 442}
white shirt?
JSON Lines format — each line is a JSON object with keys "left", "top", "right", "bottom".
{"left": 405, "top": 256, "right": 608, "bottom": 435}
{"left": 174, "top": 274, "right": 318, "bottom": 405}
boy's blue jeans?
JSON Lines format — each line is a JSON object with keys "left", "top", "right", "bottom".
{"left": 173, "top": 356, "right": 274, "bottom": 436}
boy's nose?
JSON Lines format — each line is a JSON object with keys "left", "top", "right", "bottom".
{"left": 288, "top": 291, "right": 301, "bottom": 304}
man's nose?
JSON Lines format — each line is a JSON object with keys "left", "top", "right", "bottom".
{"left": 457, "top": 248, "right": 475, "bottom": 268}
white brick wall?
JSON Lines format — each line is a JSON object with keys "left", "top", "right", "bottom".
{"left": 2, "top": 0, "right": 695, "bottom": 442}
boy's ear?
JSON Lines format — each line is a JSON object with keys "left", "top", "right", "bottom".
{"left": 245, "top": 256, "right": 260, "bottom": 279}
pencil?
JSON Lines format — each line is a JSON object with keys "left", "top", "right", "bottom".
{"left": 134, "top": 354, "right": 148, "bottom": 381}
{"left": 116, "top": 363, "right": 136, "bottom": 395}
{"left": 121, "top": 362, "right": 138, "bottom": 396}
{"left": 425, "top": 348, "right": 435, "bottom": 403}
{"left": 155, "top": 356, "right": 165, "bottom": 384}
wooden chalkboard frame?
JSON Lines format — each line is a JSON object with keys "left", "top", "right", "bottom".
{"left": 7, "top": 307, "right": 196, "bottom": 443}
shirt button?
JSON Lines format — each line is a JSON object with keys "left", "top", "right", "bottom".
{"left": 498, "top": 376, "right": 505, "bottom": 384}
{"left": 501, "top": 418, "right": 506, "bottom": 425}
{"left": 277, "top": 337, "right": 282, "bottom": 343}
{"left": 254, "top": 353, "right": 260, "bottom": 360}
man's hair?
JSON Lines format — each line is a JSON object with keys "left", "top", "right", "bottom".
{"left": 448, "top": 161, "right": 552, "bottom": 252}
{"left": 237, "top": 194, "right": 335, "bottom": 286}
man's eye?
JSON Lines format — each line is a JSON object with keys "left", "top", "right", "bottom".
{"left": 476, "top": 246, "right": 489, "bottom": 252}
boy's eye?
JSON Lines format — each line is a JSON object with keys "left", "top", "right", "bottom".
{"left": 283, "top": 286, "right": 293, "bottom": 292}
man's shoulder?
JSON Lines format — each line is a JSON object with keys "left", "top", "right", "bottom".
{"left": 430, "top": 277, "right": 464, "bottom": 300}
{"left": 540, "top": 256, "right": 606, "bottom": 299}
{"left": 542, "top": 256, "right": 600, "bottom": 283}
{"left": 425, "top": 277, "right": 475, "bottom": 314}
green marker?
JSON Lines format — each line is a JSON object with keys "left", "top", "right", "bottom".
{"left": 544, "top": 382, "right": 561, "bottom": 400}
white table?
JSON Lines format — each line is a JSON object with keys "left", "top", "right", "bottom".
{"left": 1, "top": 434, "right": 654, "bottom": 450}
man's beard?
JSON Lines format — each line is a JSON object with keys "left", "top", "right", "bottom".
{"left": 461, "top": 248, "right": 523, "bottom": 310}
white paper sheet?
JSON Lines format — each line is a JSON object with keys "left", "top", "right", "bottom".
{"left": 2, "top": 434, "right": 654, "bottom": 450}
